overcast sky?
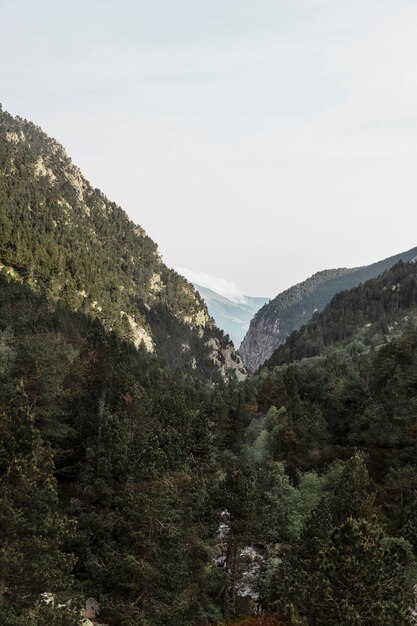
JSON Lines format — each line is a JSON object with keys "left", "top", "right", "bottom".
{"left": 1, "top": 0, "right": 417, "bottom": 298}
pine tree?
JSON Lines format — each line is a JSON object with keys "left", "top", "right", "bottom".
{"left": 96, "top": 437, "right": 197, "bottom": 625}
{"left": 320, "top": 517, "right": 412, "bottom": 626}
{"left": 0, "top": 382, "right": 77, "bottom": 625}
{"left": 269, "top": 513, "right": 412, "bottom": 626}
{"left": 328, "top": 453, "right": 377, "bottom": 525}
{"left": 265, "top": 501, "right": 333, "bottom": 624}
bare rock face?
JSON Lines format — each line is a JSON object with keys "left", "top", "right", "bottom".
{"left": 206, "top": 337, "right": 246, "bottom": 382}
{"left": 83, "top": 597, "right": 100, "bottom": 620}
{"left": 239, "top": 314, "right": 283, "bottom": 373}
{"left": 240, "top": 246, "right": 417, "bottom": 372}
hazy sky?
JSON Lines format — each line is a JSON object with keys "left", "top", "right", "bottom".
{"left": 1, "top": 0, "right": 417, "bottom": 298}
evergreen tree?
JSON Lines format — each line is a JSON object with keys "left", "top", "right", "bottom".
{"left": 320, "top": 518, "right": 412, "bottom": 626}
{"left": 262, "top": 500, "right": 333, "bottom": 624}
{"left": 0, "top": 382, "right": 77, "bottom": 625}
{"left": 268, "top": 514, "right": 412, "bottom": 626}
{"left": 327, "top": 453, "right": 377, "bottom": 525}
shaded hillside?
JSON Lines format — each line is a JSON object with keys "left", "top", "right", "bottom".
{"left": 0, "top": 106, "right": 245, "bottom": 382}
{"left": 247, "top": 259, "right": 417, "bottom": 477}
{"left": 2, "top": 230, "right": 417, "bottom": 625}
{"left": 193, "top": 283, "right": 268, "bottom": 346}
{"left": 240, "top": 247, "right": 417, "bottom": 372}
{"left": 0, "top": 271, "right": 236, "bottom": 625}
{"left": 221, "top": 272, "right": 417, "bottom": 626}
{"left": 246, "top": 261, "right": 417, "bottom": 625}
{"left": 265, "top": 259, "right": 417, "bottom": 369}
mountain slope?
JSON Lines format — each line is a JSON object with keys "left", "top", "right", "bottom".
{"left": 193, "top": 283, "right": 268, "bottom": 346}
{"left": 0, "top": 106, "right": 245, "bottom": 382}
{"left": 250, "top": 261, "right": 417, "bottom": 623}
{"left": 240, "top": 247, "right": 417, "bottom": 372}
{"left": 251, "top": 259, "right": 417, "bottom": 484}
{"left": 264, "top": 259, "right": 417, "bottom": 369}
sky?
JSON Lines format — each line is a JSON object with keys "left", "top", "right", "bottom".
{"left": 1, "top": 0, "right": 417, "bottom": 298}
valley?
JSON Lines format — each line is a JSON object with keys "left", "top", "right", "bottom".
{"left": 193, "top": 283, "right": 269, "bottom": 347}
{"left": 1, "top": 107, "right": 417, "bottom": 626}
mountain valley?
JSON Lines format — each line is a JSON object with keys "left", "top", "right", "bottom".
{"left": 1, "top": 105, "right": 417, "bottom": 626}
{"left": 193, "top": 283, "right": 268, "bottom": 347}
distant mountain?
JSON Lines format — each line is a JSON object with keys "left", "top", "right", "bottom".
{"left": 193, "top": 283, "right": 268, "bottom": 346}
{"left": 0, "top": 106, "right": 246, "bottom": 382}
{"left": 240, "top": 247, "right": 417, "bottom": 372}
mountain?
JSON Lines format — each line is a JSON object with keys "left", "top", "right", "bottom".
{"left": 264, "top": 258, "right": 417, "bottom": 369}
{"left": 0, "top": 106, "right": 245, "bottom": 382}
{"left": 239, "top": 247, "right": 417, "bottom": 372}
{"left": 192, "top": 283, "right": 269, "bottom": 346}
{"left": 251, "top": 262, "right": 417, "bottom": 623}
{"left": 2, "top": 104, "right": 416, "bottom": 626}
{"left": 253, "top": 257, "right": 417, "bottom": 473}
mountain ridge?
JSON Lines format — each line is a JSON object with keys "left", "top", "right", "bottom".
{"left": 0, "top": 106, "right": 246, "bottom": 382}
{"left": 239, "top": 246, "right": 417, "bottom": 372}
{"left": 264, "top": 258, "right": 417, "bottom": 370}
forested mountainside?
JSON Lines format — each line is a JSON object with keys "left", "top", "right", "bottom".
{"left": 193, "top": 283, "right": 268, "bottom": 346}
{"left": 0, "top": 274, "right": 240, "bottom": 625}
{"left": 3, "top": 256, "right": 417, "bottom": 626}
{"left": 240, "top": 247, "right": 417, "bottom": 372}
{"left": 230, "top": 259, "right": 417, "bottom": 625}
{"left": 0, "top": 107, "right": 245, "bottom": 383}
{"left": 265, "top": 259, "right": 417, "bottom": 369}
{"left": 2, "top": 105, "right": 417, "bottom": 626}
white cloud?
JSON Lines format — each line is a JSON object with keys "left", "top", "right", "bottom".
{"left": 174, "top": 267, "right": 246, "bottom": 303}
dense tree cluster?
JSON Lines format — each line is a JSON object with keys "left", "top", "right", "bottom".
{"left": 2, "top": 260, "right": 417, "bottom": 624}
{"left": 0, "top": 275, "right": 234, "bottom": 625}
{"left": 266, "top": 260, "right": 417, "bottom": 367}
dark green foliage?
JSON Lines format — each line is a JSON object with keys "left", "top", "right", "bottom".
{"left": 263, "top": 491, "right": 413, "bottom": 626}
{"left": 219, "top": 459, "right": 261, "bottom": 617}
{"left": 0, "top": 271, "right": 228, "bottom": 624}
{"left": 267, "top": 261, "right": 417, "bottom": 368}
{"left": 317, "top": 518, "right": 411, "bottom": 626}
{"left": 327, "top": 453, "right": 378, "bottom": 525}
{"left": 248, "top": 264, "right": 417, "bottom": 625}
{"left": 381, "top": 465, "right": 417, "bottom": 543}
{"left": 0, "top": 384, "right": 78, "bottom": 626}
{"left": 2, "top": 251, "right": 417, "bottom": 625}
{"left": 261, "top": 501, "right": 333, "bottom": 624}
{"left": 241, "top": 248, "right": 417, "bottom": 372}
{"left": 254, "top": 291, "right": 417, "bottom": 476}
{"left": 2, "top": 104, "right": 417, "bottom": 625}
